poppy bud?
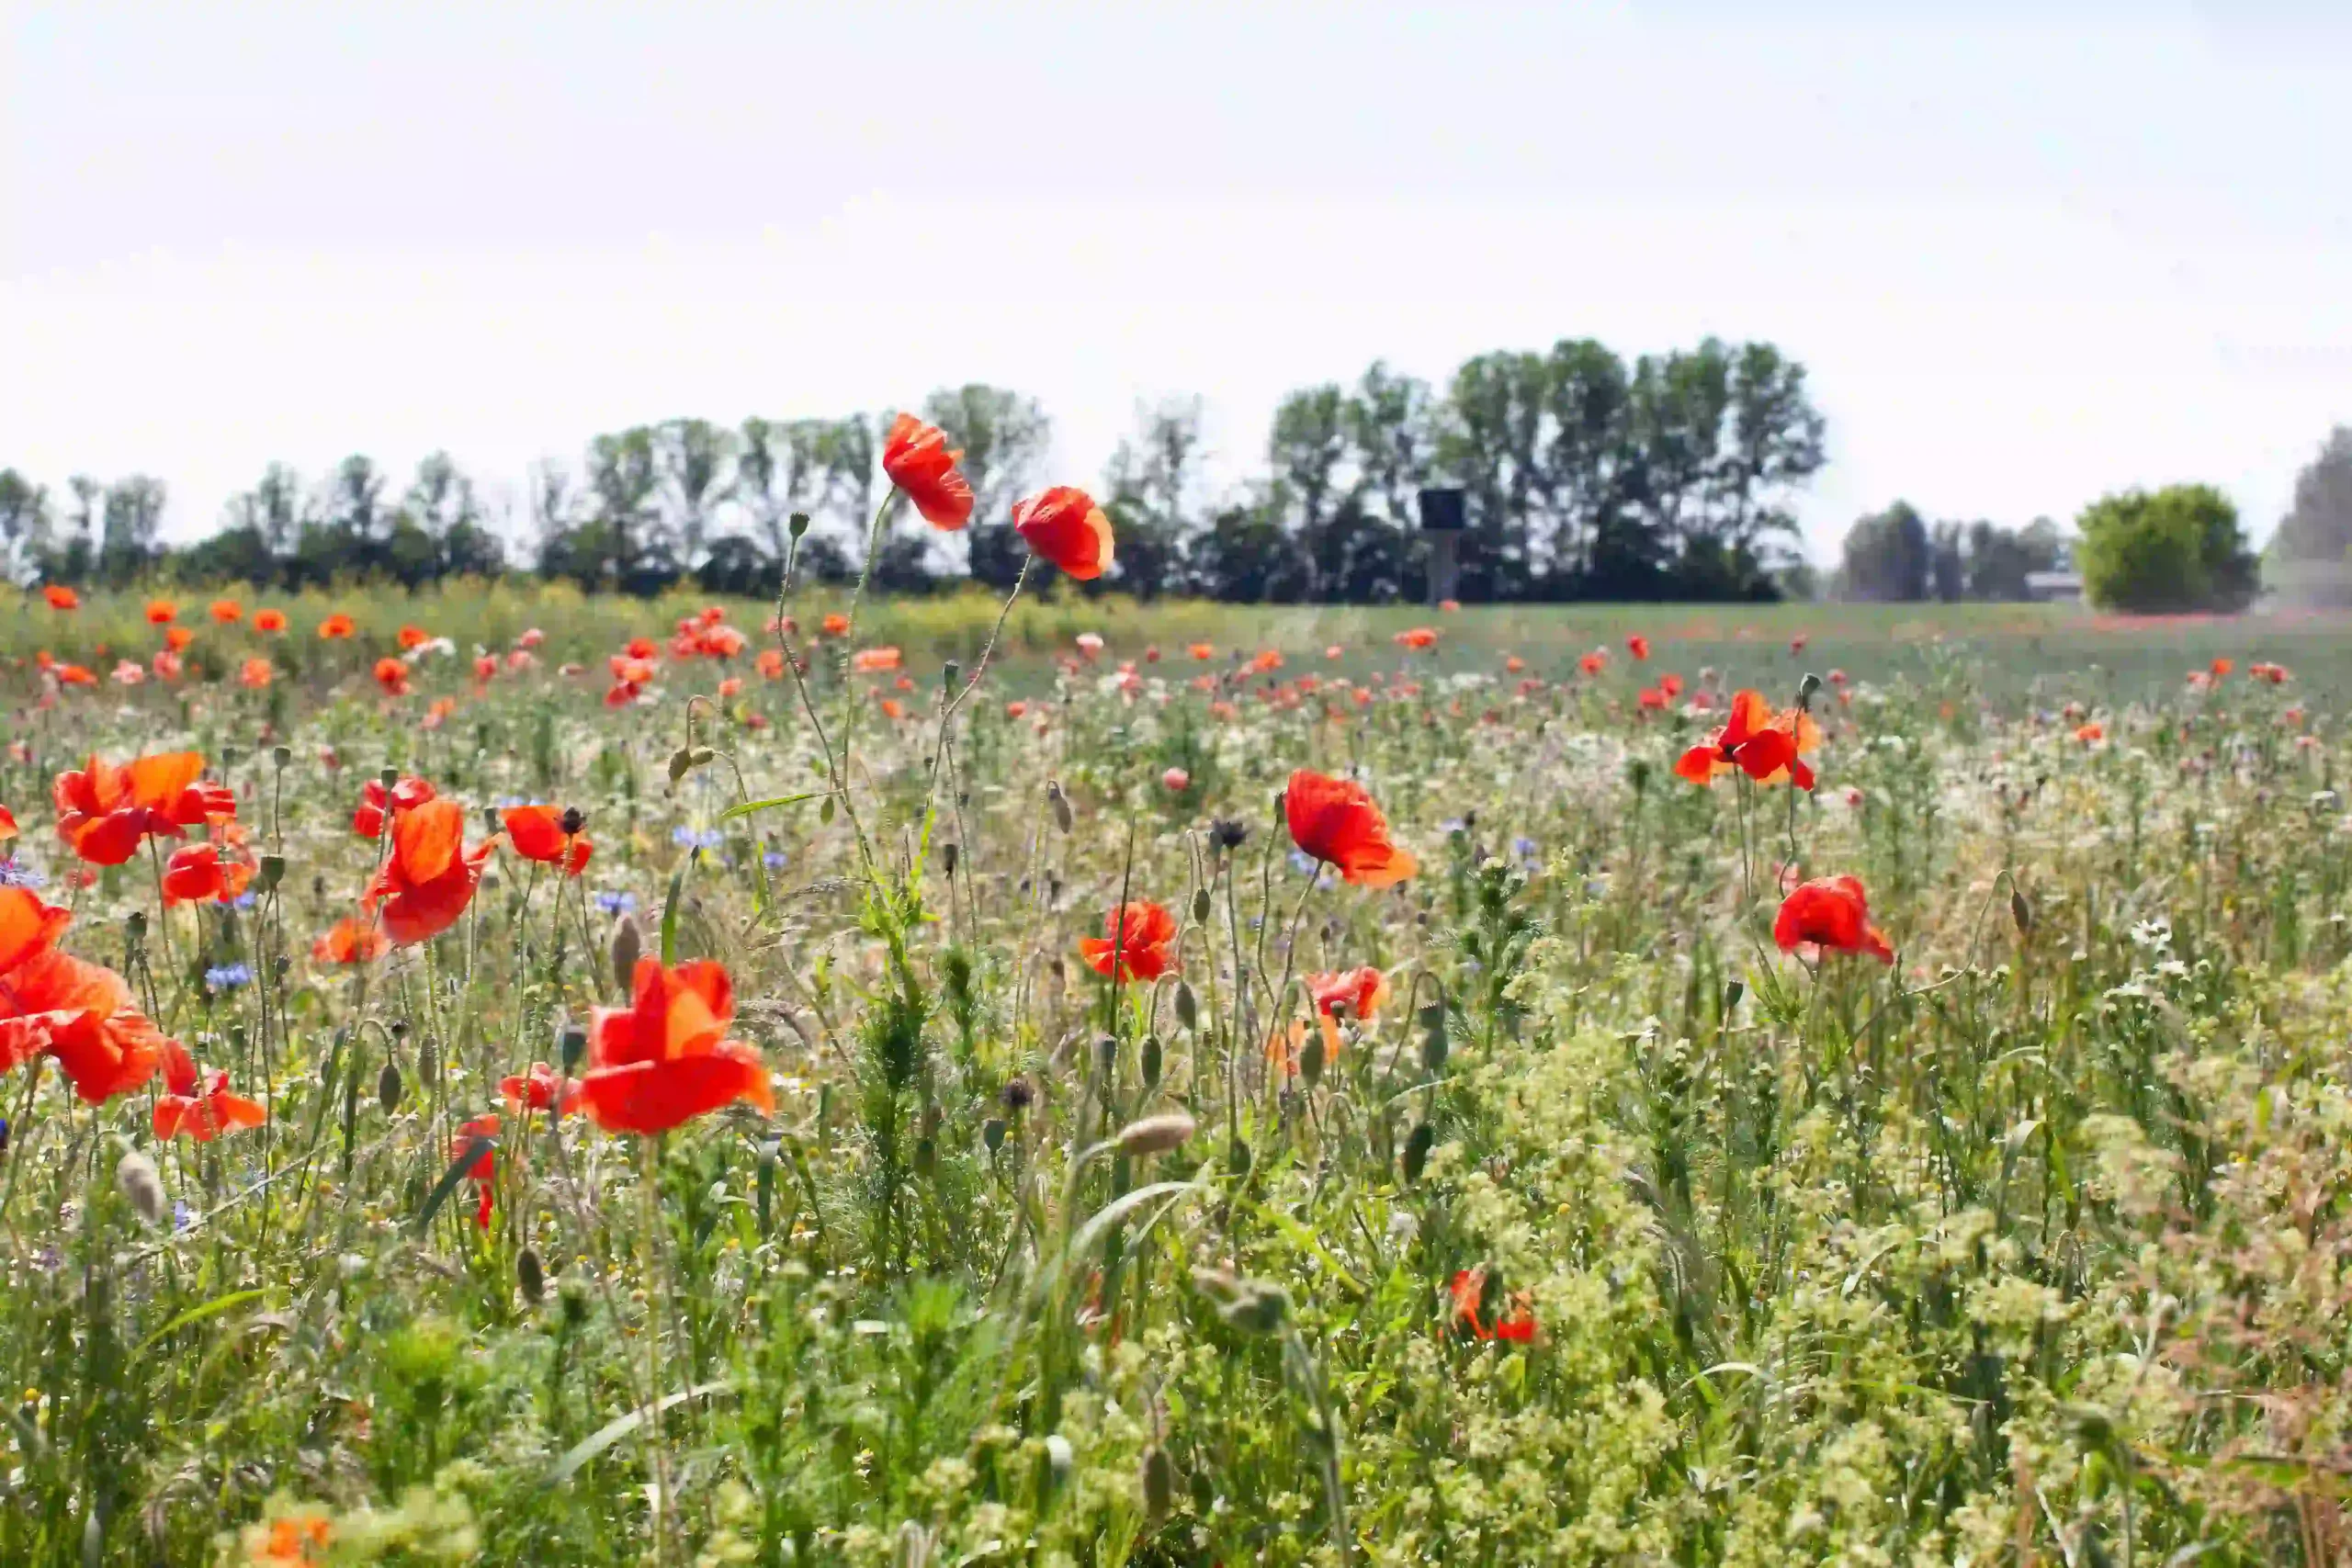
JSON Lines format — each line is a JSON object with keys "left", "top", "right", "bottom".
{"left": 221, "top": 745, "right": 241, "bottom": 768}
{"left": 560, "top": 1023, "right": 587, "bottom": 1074}
{"left": 941, "top": 841, "right": 959, "bottom": 876}
{"left": 126, "top": 908, "right": 147, "bottom": 948}
{"left": 1227, "top": 1138, "right": 1251, "bottom": 1176}
{"left": 1174, "top": 979, "right": 1198, "bottom": 1031}
{"left": 1191, "top": 887, "right": 1212, "bottom": 924}
{"left": 1299, "top": 1030, "right": 1325, "bottom": 1089}
{"left": 516, "top": 1247, "right": 546, "bottom": 1304}
{"left": 378, "top": 1058, "right": 403, "bottom": 1112}
{"left": 943, "top": 659, "right": 960, "bottom": 689}
{"left": 1419, "top": 1003, "right": 1449, "bottom": 1072}
{"left": 271, "top": 744, "right": 293, "bottom": 770}
{"left": 788, "top": 512, "right": 811, "bottom": 539}
{"left": 1796, "top": 671, "right": 1823, "bottom": 708}
{"left": 379, "top": 766, "right": 399, "bottom": 792}
{"left": 257, "top": 853, "right": 285, "bottom": 891}
{"left": 559, "top": 806, "right": 585, "bottom": 837}
{"left": 1141, "top": 1445, "right": 1174, "bottom": 1524}
{"left": 983, "top": 1117, "right": 1007, "bottom": 1154}
{"left": 116, "top": 1150, "right": 166, "bottom": 1225}
{"left": 1046, "top": 781, "right": 1073, "bottom": 834}
{"left": 609, "top": 913, "right": 643, "bottom": 993}
{"left": 1096, "top": 1035, "right": 1116, "bottom": 1076}
{"left": 1401, "top": 1121, "right": 1434, "bottom": 1183}
{"left": 2010, "top": 886, "right": 2033, "bottom": 936}
{"left": 1141, "top": 1034, "right": 1163, "bottom": 1089}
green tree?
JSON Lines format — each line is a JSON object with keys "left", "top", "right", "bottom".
{"left": 2075, "top": 483, "right": 2256, "bottom": 613}
{"left": 652, "top": 418, "right": 736, "bottom": 570}
{"left": 1837, "top": 502, "right": 1933, "bottom": 601}
{"left": 1101, "top": 396, "right": 1203, "bottom": 598}
{"left": 2267, "top": 426, "right": 2352, "bottom": 605}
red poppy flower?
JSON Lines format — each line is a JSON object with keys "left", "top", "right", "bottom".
{"left": 1284, "top": 769, "right": 1418, "bottom": 887}
{"left": 1079, "top": 901, "right": 1178, "bottom": 981}
{"left": 1626, "top": 634, "right": 1650, "bottom": 660}
{"left": 57, "top": 663, "right": 97, "bottom": 686}
{"left": 311, "top": 916, "right": 390, "bottom": 965}
{"left": 161, "top": 841, "right": 255, "bottom": 905}
{"left": 1578, "top": 650, "right": 1606, "bottom": 676}
{"left": 502, "top": 805, "right": 592, "bottom": 876}
{"left": 1012, "top": 486, "right": 1114, "bottom": 581}
{"left": 362, "top": 798, "right": 494, "bottom": 945}
{"left": 162, "top": 626, "right": 195, "bottom": 655}
{"left": 239, "top": 658, "right": 273, "bottom": 689}
{"left": 500, "top": 1061, "right": 583, "bottom": 1115}
{"left": 1307, "top": 965, "right": 1389, "bottom": 1021}
{"left": 205, "top": 598, "right": 242, "bottom": 625}
{"left": 43, "top": 584, "right": 80, "bottom": 611}
{"left": 0, "top": 886, "right": 72, "bottom": 982}
{"left": 1659, "top": 673, "right": 1684, "bottom": 699}
{"left": 52, "top": 751, "right": 208, "bottom": 866}
{"left": 353, "top": 775, "right": 435, "bottom": 839}
{"left": 319, "top": 614, "right": 356, "bottom": 639}
{"left": 698, "top": 623, "right": 747, "bottom": 659}
{"left": 1448, "top": 1268, "right": 1537, "bottom": 1343}
{"left": 881, "top": 412, "right": 976, "bottom": 530}
{"left": 0, "top": 804, "right": 17, "bottom": 844}
{"left": 0, "top": 946, "right": 169, "bottom": 1101}
{"left": 577, "top": 957, "right": 775, "bottom": 1134}
{"left": 1773, "top": 874, "right": 1894, "bottom": 964}
{"left": 1674, "top": 689, "right": 1818, "bottom": 790}
{"left": 373, "top": 657, "right": 411, "bottom": 697}
{"left": 454, "top": 1113, "right": 500, "bottom": 1228}
{"left": 153, "top": 1049, "right": 266, "bottom": 1143}
{"left": 2075, "top": 722, "right": 2104, "bottom": 744}
{"left": 1393, "top": 627, "right": 1438, "bottom": 651}
{"left": 145, "top": 598, "right": 177, "bottom": 625}
{"left": 851, "top": 647, "right": 902, "bottom": 672}
{"left": 397, "top": 625, "right": 430, "bottom": 651}
{"left": 254, "top": 608, "right": 287, "bottom": 633}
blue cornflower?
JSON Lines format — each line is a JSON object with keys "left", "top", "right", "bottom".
{"left": 672, "top": 826, "right": 723, "bottom": 851}
{"left": 0, "top": 857, "right": 46, "bottom": 890}
{"left": 174, "top": 1200, "right": 194, "bottom": 1233}
{"left": 763, "top": 850, "right": 789, "bottom": 870}
{"left": 1512, "top": 836, "right": 1540, "bottom": 865}
{"left": 232, "top": 891, "right": 258, "bottom": 910}
{"left": 204, "top": 964, "right": 254, "bottom": 990}
{"left": 594, "top": 890, "right": 638, "bottom": 915}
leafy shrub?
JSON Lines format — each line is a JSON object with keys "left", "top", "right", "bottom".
{"left": 2075, "top": 482, "right": 2256, "bottom": 612}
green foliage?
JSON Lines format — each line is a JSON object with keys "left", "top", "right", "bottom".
{"left": 2076, "top": 482, "right": 2257, "bottom": 612}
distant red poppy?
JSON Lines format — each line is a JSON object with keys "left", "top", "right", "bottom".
{"left": 145, "top": 599, "right": 177, "bottom": 625}
{"left": 1187, "top": 642, "right": 1215, "bottom": 660}
{"left": 362, "top": 798, "right": 493, "bottom": 945}
{"left": 820, "top": 614, "right": 851, "bottom": 637}
{"left": 1394, "top": 626, "right": 1439, "bottom": 651}
{"left": 2075, "top": 722, "right": 2105, "bottom": 744}
{"left": 238, "top": 658, "right": 273, "bottom": 689}
{"left": 163, "top": 626, "right": 195, "bottom": 654}
{"left": 161, "top": 841, "right": 255, "bottom": 905}
{"left": 254, "top": 607, "right": 287, "bottom": 633}
{"left": 2210, "top": 657, "right": 2233, "bottom": 677}
{"left": 209, "top": 598, "right": 243, "bottom": 624}
{"left": 1449, "top": 1267, "right": 1536, "bottom": 1343}
{"left": 1773, "top": 874, "right": 1894, "bottom": 964}
{"left": 1660, "top": 673, "right": 1684, "bottom": 700}
{"left": 851, "top": 647, "right": 902, "bottom": 672}
{"left": 502, "top": 805, "right": 592, "bottom": 876}
{"left": 1626, "top": 634, "right": 1650, "bottom": 660}
{"left": 1308, "top": 965, "right": 1389, "bottom": 1021}
{"left": 1079, "top": 901, "right": 1177, "bottom": 981}
{"left": 454, "top": 1113, "right": 500, "bottom": 1228}
{"left": 501, "top": 1061, "right": 583, "bottom": 1115}
{"left": 396, "top": 625, "right": 430, "bottom": 651}
{"left": 1438, "top": 599, "right": 1462, "bottom": 612}
{"left": 153, "top": 1048, "right": 266, "bottom": 1143}
{"left": 1790, "top": 634, "right": 1809, "bottom": 654}
{"left": 698, "top": 623, "right": 747, "bottom": 659}
{"left": 52, "top": 751, "right": 209, "bottom": 865}
{"left": 311, "top": 915, "right": 390, "bottom": 965}
{"left": 42, "top": 584, "right": 80, "bottom": 611}
{"left": 882, "top": 412, "right": 977, "bottom": 530}
{"left": 1578, "top": 650, "right": 1606, "bottom": 676}
{"left": 57, "top": 664, "right": 97, "bottom": 686}
{"left": 319, "top": 614, "right": 356, "bottom": 639}
{"left": 373, "top": 658, "right": 411, "bottom": 697}
{"left": 755, "top": 648, "right": 786, "bottom": 679}
{"left": 1285, "top": 769, "right": 1418, "bottom": 887}
{"left": 1012, "top": 486, "right": 1114, "bottom": 580}
{"left": 1674, "top": 689, "right": 1819, "bottom": 790}
{"left": 577, "top": 957, "right": 775, "bottom": 1135}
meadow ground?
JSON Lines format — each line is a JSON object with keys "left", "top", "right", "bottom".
{"left": 4, "top": 581, "right": 2351, "bottom": 1565}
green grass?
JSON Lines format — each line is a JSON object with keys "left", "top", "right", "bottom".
{"left": 1, "top": 581, "right": 2348, "bottom": 1564}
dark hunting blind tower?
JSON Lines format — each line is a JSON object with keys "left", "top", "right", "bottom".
{"left": 1418, "top": 486, "right": 1466, "bottom": 606}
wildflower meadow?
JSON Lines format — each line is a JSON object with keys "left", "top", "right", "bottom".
{"left": 6, "top": 423, "right": 2352, "bottom": 1566}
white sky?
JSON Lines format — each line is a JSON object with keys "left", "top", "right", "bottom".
{"left": 5, "top": 2, "right": 2350, "bottom": 559}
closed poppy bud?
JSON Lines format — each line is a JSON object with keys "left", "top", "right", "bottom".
{"left": 272, "top": 744, "right": 293, "bottom": 770}
{"left": 1046, "top": 781, "right": 1073, "bottom": 833}
{"left": 559, "top": 1023, "right": 588, "bottom": 1075}
{"left": 1191, "top": 1268, "right": 1288, "bottom": 1337}
{"left": 516, "top": 1246, "right": 546, "bottom": 1304}
{"left": 378, "top": 1058, "right": 403, "bottom": 1112}
{"left": 1174, "top": 979, "right": 1198, "bottom": 1031}
{"left": 941, "top": 841, "right": 959, "bottom": 876}
{"left": 2010, "top": 886, "right": 2033, "bottom": 936}
{"left": 1797, "top": 671, "right": 1822, "bottom": 708}
{"left": 258, "top": 853, "right": 285, "bottom": 891}
{"left": 1419, "top": 1003, "right": 1449, "bottom": 1072}
{"left": 1299, "top": 1029, "right": 1325, "bottom": 1089}
{"left": 1723, "top": 979, "right": 1744, "bottom": 1015}
{"left": 983, "top": 1116, "right": 1007, "bottom": 1154}
{"left": 943, "top": 659, "right": 960, "bottom": 689}
{"left": 1191, "top": 887, "right": 1211, "bottom": 924}
{"left": 1402, "top": 1121, "right": 1434, "bottom": 1183}
{"left": 1141, "top": 1033, "right": 1163, "bottom": 1089}
{"left": 789, "top": 511, "right": 810, "bottom": 539}
{"left": 1141, "top": 1446, "right": 1174, "bottom": 1524}
{"left": 608, "top": 913, "right": 642, "bottom": 994}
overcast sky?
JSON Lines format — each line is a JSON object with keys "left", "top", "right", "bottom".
{"left": 6, "top": 2, "right": 2349, "bottom": 559}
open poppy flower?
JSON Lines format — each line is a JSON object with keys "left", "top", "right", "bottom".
{"left": 164, "top": 626, "right": 195, "bottom": 653}
{"left": 52, "top": 751, "right": 208, "bottom": 866}
{"left": 319, "top": 613, "right": 356, "bottom": 639}
{"left": 0, "top": 803, "right": 17, "bottom": 843}
{"left": 1626, "top": 634, "right": 1650, "bottom": 660}
{"left": 577, "top": 957, "right": 775, "bottom": 1134}
{"left": 501, "top": 1061, "right": 583, "bottom": 1115}
{"left": 153, "top": 1045, "right": 266, "bottom": 1143}
{"left": 363, "top": 798, "right": 494, "bottom": 945}
{"left": 1079, "top": 901, "right": 1178, "bottom": 981}
{"left": 1673, "top": 689, "right": 1819, "bottom": 790}
{"left": 209, "top": 598, "right": 243, "bottom": 624}
{"left": 1393, "top": 627, "right": 1438, "bottom": 651}
{"left": 239, "top": 658, "right": 273, "bottom": 689}
{"left": 0, "top": 886, "right": 72, "bottom": 984}
{"left": 0, "top": 946, "right": 169, "bottom": 1101}
{"left": 850, "top": 647, "right": 902, "bottom": 673}
{"left": 397, "top": 625, "right": 431, "bottom": 651}
{"left": 882, "top": 412, "right": 976, "bottom": 530}
{"left": 1285, "top": 769, "right": 1418, "bottom": 887}
{"left": 698, "top": 623, "right": 747, "bottom": 659}
{"left": 43, "top": 584, "right": 80, "bottom": 610}
{"left": 1308, "top": 965, "right": 1389, "bottom": 1021}
{"left": 161, "top": 841, "right": 255, "bottom": 905}
{"left": 1012, "top": 486, "right": 1114, "bottom": 581}
{"left": 1449, "top": 1267, "right": 1537, "bottom": 1343}
{"left": 502, "top": 805, "right": 592, "bottom": 876}
{"left": 373, "top": 657, "right": 411, "bottom": 696}
{"left": 254, "top": 608, "right": 287, "bottom": 633}
{"left": 57, "top": 663, "right": 97, "bottom": 686}
{"left": 311, "top": 915, "right": 390, "bottom": 965}
{"left": 1773, "top": 874, "right": 1894, "bottom": 964}
{"left": 352, "top": 774, "right": 435, "bottom": 839}
{"left": 145, "top": 598, "right": 177, "bottom": 625}
{"left": 454, "top": 1113, "right": 500, "bottom": 1228}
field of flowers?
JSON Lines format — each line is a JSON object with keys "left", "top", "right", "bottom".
{"left": 5, "top": 462, "right": 2352, "bottom": 1564}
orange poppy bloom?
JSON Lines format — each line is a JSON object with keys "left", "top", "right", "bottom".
{"left": 502, "top": 805, "right": 592, "bottom": 876}
{"left": 319, "top": 614, "right": 356, "bottom": 639}
{"left": 1187, "top": 642, "right": 1215, "bottom": 660}
{"left": 1577, "top": 650, "right": 1606, "bottom": 676}
{"left": 397, "top": 625, "right": 430, "bottom": 650}
{"left": 152, "top": 1045, "right": 266, "bottom": 1142}
{"left": 1673, "top": 689, "right": 1818, "bottom": 790}
{"left": 577, "top": 957, "right": 775, "bottom": 1134}
{"left": 1004, "top": 700, "right": 1028, "bottom": 718}
{"left": 161, "top": 841, "right": 254, "bottom": 905}
{"left": 717, "top": 676, "right": 743, "bottom": 698}
{"left": 1637, "top": 686, "right": 1668, "bottom": 710}
{"left": 1659, "top": 673, "right": 1684, "bottom": 699}
{"left": 1626, "top": 634, "right": 1650, "bottom": 660}
{"left": 1308, "top": 965, "right": 1389, "bottom": 1021}
{"left": 362, "top": 798, "right": 493, "bottom": 945}
{"left": 1012, "top": 486, "right": 1114, "bottom": 581}
{"left": 501, "top": 1061, "right": 583, "bottom": 1115}
{"left": 878, "top": 697, "right": 905, "bottom": 720}
{"left": 311, "top": 915, "right": 390, "bottom": 965}
{"left": 0, "top": 803, "right": 17, "bottom": 843}
{"left": 52, "top": 751, "right": 215, "bottom": 865}
{"left": 2075, "top": 722, "right": 2105, "bottom": 743}
{"left": 163, "top": 626, "right": 195, "bottom": 653}
{"left": 43, "top": 584, "right": 80, "bottom": 610}
{"left": 1393, "top": 627, "right": 1438, "bottom": 651}
{"left": 1250, "top": 649, "right": 1284, "bottom": 673}
{"left": 2210, "top": 657, "right": 2233, "bottom": 677}
{"left": 254, "top": 607, "right": 287, "bottom": 633}
{"left": 1449, "top": 1267, "right": 1537, "bottom": 1343}
{"left": 0, "top": 886, "right": 72, "bottom": 982}
{"left": 209, "top": 598, "right": 243, "bottom": 624}
{"left": 0, "top": 945, "right": 170, "bottom": 1101}
{"left": 1079, "top": 900, "right": 1178, "bottom": 981}
{"left": 352, "top": 774, "right": 435, "bottom": 839}
{"left": 145, "top": 598, "right": 177, "bottom": 625}
{"left": 820, "top": 613, "right": 851, "bottom": 637}
{"left": 699, "top": 623, "right": 747, "bottom": 659}
{"left": 1774, "top": 874, "right": 1893, "bottom": 964}
{"left": 238, "top": 657, "right": 272, "bottom": 689}
{"left": 851, "top": 646, "right": 902, "bottom": 672}
{"left": 881, "top": 412, "right": 976, "bottom": 531}
{"left": 373, "top": 657, "right": 411, "bottom": 696}
{"left": 1285, "top": 769, "right": 1418, "bottom": 887}
{"left": 57, "top": 663, "right": 97, "bottom": 686}
{"left": 755, "top": 648, "right": 786, "bottom": 679}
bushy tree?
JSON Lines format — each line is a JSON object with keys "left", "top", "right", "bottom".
{"left": 2075, "top": 483, "right": 2256, "bottom": 614}
{"left": 2267, "top": 427, "right": 2352, "bottom": 605}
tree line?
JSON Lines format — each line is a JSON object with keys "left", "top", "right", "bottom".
{"left": 0, "top": 335, "right": 1832, "bottom": 603}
